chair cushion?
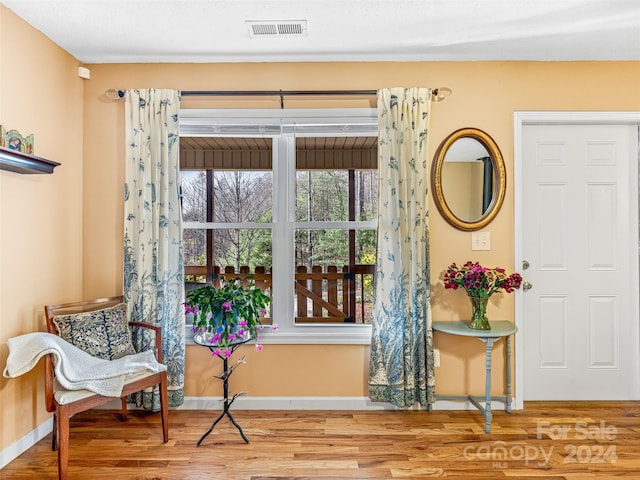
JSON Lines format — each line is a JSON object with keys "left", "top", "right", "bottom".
{"left": 52, "top": 303, "right": 136, "bottom": 360}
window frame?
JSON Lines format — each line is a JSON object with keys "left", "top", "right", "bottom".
{"left": 181, "top": 108, "right": 378, "bottom": 345}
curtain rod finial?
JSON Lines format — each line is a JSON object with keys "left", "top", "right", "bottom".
{"left": 432, "top": 87, "right": 452, "bottom": 102}
{"left": 105, "top": 89, "right": 125, "bottom": 101}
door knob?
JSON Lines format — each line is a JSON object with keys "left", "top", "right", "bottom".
{"left": 522, "top": 260, "right": 530, "bottom": 270}
{"left": 522, "top": 280, "right": 533, "bottom": 291}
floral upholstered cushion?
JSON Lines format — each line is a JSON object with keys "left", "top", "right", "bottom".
{"left": 52, "top": 303, "right": 136, "bottom": 360}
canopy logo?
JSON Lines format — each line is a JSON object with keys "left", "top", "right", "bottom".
{"left": 463, "top": 421, "right": 618, "bottom": 468}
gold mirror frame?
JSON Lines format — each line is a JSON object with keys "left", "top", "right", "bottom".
{"left": 431, "top": 127, "right": 506, "bottom": 231}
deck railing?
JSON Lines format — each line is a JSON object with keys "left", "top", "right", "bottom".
{"left": 185, "top": 264, "right": 374, "bottom": 324}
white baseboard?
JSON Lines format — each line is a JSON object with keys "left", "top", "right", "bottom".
{"left": 93, "top": 396, "right": 399, "bottom": 410}
{"left": 176, "top": 396, "right": 517, "bottom": 411}
{"left": 0, "top": 417, "right": 53, "bottom": 470}
{"left": 175, "top": 396, "right": 398, "bottom": 410}
{"left": 95, "top": 395, "right": 517, "bottom": 411}
{"left": 432, "top": 398, "right": 515, "bottom": 411}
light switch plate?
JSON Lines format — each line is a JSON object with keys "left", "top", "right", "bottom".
{"left": 471, "top": 231, "right": 491, "bottom": 250}
{"left": 434, "top": 349, "right": 440, "bottom": 367}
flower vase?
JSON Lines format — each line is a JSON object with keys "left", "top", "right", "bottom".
{"left": 468, "top": 295, "right": 491, "bottom": 330}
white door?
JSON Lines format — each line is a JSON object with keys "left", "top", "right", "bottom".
{"left": 522, "top": 124, "right": 639, "bottom": 400}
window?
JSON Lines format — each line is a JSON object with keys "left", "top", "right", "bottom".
{"left": 181, "top": 138, "right": 274, "bottom": 325}
{"left": 181, "top": 109, "right": 378, "bottom": 344}
{"left": 294, "top": 138, "right": 377, "bottom": 325}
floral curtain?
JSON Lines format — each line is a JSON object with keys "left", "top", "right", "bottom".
{"left": 368, "top": 87, "right": 436, "bottom": 408}
{"left": 124, "top": 89, "right": 185, "bottom": 408}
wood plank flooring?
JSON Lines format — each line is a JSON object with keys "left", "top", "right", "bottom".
{"left": 2, "top": 402, "right": 640, "bottom": 479}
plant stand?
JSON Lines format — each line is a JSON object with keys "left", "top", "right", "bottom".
{"left": 195, "top": 337, "right": 250, "bottom": 445}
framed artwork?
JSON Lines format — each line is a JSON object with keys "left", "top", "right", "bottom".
{"left": 1, "top": 126, "right": 34, "bottom": 154}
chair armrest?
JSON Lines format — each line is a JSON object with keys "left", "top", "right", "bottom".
{"left": 128, "top": 322, "right": 163, "bottom": 363}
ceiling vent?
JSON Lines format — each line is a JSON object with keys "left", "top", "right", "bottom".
{"left": 246, "top": 20, "right": 307, "bottom": 38}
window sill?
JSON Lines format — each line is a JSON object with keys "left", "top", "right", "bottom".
{"left": 185, "top": 324, "right": 372, "bottom": 346}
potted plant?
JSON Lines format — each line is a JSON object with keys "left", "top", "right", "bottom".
{"left": 443, "top": 261, "right": 522, "bottom": 330}
{"left": 184, "top": 276, "right": 271, "bottom": 356}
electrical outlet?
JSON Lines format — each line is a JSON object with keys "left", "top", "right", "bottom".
{"left": 471, "top": 231, "right": 491, "bottom": 250}
{"left": 434, "top": 348, "right": 440, "bottom": 367}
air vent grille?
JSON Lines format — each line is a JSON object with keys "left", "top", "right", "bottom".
{"left": 247, "top": 20, "right": 307, "bottom": 38}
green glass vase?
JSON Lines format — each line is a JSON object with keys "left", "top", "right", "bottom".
{"left": 468, "top": 294, "right": 491, "bottom": 330}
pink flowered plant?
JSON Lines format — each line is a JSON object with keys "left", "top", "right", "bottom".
{"left": 184, "top": 275, "right": 271, "bottom": 351}
{"left": 443, "top": 261, "right": 523, "bottom": 299}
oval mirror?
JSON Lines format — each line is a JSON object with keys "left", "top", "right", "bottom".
{"left": 431, "top": 128, "right": 506, "bottom": 231}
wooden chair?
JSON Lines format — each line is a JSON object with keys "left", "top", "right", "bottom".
{"left": 44, "top": 296, "right": 169, "bottom": 480}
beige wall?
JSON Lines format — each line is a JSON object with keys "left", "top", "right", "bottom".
{"left": 3, "top": 1, "right": 640, "bottom": 457}
{"left": 82, "top": 61, "right": 640, "bottom": 401}
{"left": 0, "top": 7, "right": 84, "bottom": 452}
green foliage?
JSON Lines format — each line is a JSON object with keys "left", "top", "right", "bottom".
{"left": 360, "top": 249, "right": 377, "bottom": 298}
{"left": 357, "top": 230, "right": 377, "bottom": 257}
{"left": 184, "top": 276, "right": 271, "bottom": 355}
{"left": 183, "top": 167, "right": 378, "bottom": 273}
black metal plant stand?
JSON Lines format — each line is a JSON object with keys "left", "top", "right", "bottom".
{"left": 196, "top": 338, "right": 250, "bottom": 445}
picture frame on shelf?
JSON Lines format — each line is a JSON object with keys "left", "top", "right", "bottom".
{"left": 1, "top": 126, "right": 34, "bottom": 155}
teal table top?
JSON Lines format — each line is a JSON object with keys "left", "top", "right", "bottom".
{"left": 432, "top": 320, "right": 517, "bottom": 337}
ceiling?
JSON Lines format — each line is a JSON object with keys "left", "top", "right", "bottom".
{"left": 2, "top": 1, "right": 640, "bottom": 63}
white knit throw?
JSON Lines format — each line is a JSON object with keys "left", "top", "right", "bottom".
{"left": 3, "top": 332, "right": 166, "bottom": 397}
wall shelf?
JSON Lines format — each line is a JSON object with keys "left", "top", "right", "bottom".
{"left": 0, "top": 146, "right": 60, "bottom": 174}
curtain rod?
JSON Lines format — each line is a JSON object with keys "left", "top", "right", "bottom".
{"left": 181, "top": 89, "right": 378, "bottom": 97}
{"left": 106, "top": 88, "right": 452, "bottom": 107}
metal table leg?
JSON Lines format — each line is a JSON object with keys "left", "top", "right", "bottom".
{"left": 197, "top": 352, "right": 248, "bottom": 446}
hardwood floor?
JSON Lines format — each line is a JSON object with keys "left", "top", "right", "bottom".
{"left": 2, "top": 402, "right": 640, "bottom": 479}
